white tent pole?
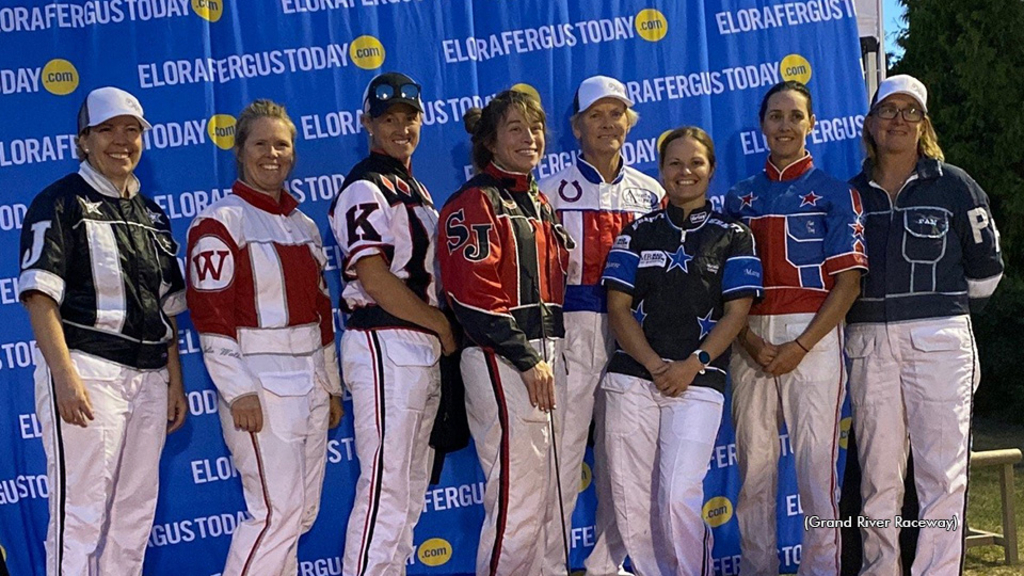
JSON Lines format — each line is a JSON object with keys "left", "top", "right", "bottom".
{"left": 877, "top": 0, "right": 886, "bottom": 80}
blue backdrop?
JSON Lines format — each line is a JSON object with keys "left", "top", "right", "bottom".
{"left": 0, "top": 1, "right": 868, "bottom": 574}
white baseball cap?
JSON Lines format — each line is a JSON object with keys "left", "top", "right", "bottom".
{"left": 872, "top": 74, "right": 928, "bottom": 113}
{"left": 77, "top": 86, "right": 152, "bottom": 133}
{"left": 573, "top": 75, "right": 634, "bottom": 114}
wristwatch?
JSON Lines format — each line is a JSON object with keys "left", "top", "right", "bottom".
{"left": 693, "top": 349, "right": 711, "bottom": 373}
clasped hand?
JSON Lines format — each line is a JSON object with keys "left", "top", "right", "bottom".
{"left": 649, "top": 357, "right": 703, "bottom": 398}
{"left": 742, "top": 332, "right": 807, "bottom": 376}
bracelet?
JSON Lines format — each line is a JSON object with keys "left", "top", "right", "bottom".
{"left": 794, "top": 338, "right": 811, "bottom": 353}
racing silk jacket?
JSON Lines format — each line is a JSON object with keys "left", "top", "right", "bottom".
{"left": 725, "top": 154, "right": 868, "bottom": 316}
{"left": 438, "top": 162, "right": 575, "bottom": 372}
{"left": 602, "top": 202, "right": 763, "bottom": 392}
{"left": 847, "top": 158, "right": 1003, "bottom": 324}
{"left": 328, "top": 151, "right": 441, "bottom": 331}
{"left": 186, "top": 181, "right": 342, "bottom": 404}
{"left": 538, "top": 157, "right": 664, "bottom": 314}
{"left": 18, "top": 162, "right": 186, "bottom": 370}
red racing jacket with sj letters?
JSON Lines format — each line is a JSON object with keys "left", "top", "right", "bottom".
{"left": 186, "top": 181, "right": 342, "bottom": 403}
{"left": 438, "top": 163, "right": 575, "bottom": 372}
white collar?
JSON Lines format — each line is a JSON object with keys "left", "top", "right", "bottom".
{"left": 78, "top": 160, "right": 140, "bottom": 199}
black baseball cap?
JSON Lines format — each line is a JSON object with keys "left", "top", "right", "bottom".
{"left": 363, "top": 72, "right": 424, "bottom": 118}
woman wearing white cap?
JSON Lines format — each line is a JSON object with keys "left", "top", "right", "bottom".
{"left": 537, "top": 74, "right": 664, "bottom": 576}
{"left": 17, "top": 86, "right": 188, "bottom": 575}
{"left": 846, "top": 74, "right": 1003, "bottom": 575}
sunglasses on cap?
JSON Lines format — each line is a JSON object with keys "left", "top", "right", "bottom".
{"left": 374, "top": 82, "right": 420, "bottom": 102}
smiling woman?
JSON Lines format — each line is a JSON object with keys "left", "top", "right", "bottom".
{"left": 236, "top": 115, "right": 295, "bottom": 198}
{"left": 725, "top": 80, "right": 869, "bottom": 576}
{"left": 17, "top": 86, "right": 187, "bottom": 575}
{"left": 535, "top": 74, "right": 664, "bottom": 576}
{"left": 846, "top": 74, "right": 1004, "bottom": 575}
{"left": 361, "top": 84, "right": 421, "bottom": 164}
{"left": 597, "top": 125, "right": 761, "bottom": 574}
{"left": 186, "top": 99, "right": 345, "bottom": 576}
{"left": 77, "top": 116, "right": 143, "bottom": 191}
{"left": 486, "top": 106, "right": 545, "bottom": 173}
{"left": 660, "top": 127, "right": 716, "bottom": 210}
{"left": 327, "top": 72, "right": 455, "bottom": 575}
{"left": 438, "top": 90, "right": 577, "bottom": 575}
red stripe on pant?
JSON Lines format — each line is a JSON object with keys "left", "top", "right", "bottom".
{"left": 357, "top": 331, "right": 387, "bottom": 576}
{"left": 485, "top": 351, "right": 511, "bottom": 576}
{"left": 828, "top": 326, "right": 844, "bottom": 575}
{"left": 241, "top": 433, "right": 272, "bottom": 576}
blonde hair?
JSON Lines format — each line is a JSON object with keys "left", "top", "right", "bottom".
{"left": 234, "top": 99, "right": 297, "bottom": 178}
{"left": 863, "top": 113, "right": 944, "bottom": 165}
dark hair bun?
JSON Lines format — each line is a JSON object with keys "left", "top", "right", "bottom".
{"left": 463, "top": 107, "right": 483, "bottom": 135}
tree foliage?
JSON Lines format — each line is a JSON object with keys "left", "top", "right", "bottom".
{"left": 893, "top": 0, "right": 1024, "bottom": 421}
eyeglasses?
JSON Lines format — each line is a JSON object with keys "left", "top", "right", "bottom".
{"left": 374, "top": 83, "right": 420, "bottom": 102}
{"left": 872, "top": 104, "right": 925, "bottom": 123}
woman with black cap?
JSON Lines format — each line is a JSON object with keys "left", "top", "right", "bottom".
{"left": 329, "top": 71, "right": 456, "bottom": 575}
{"left": 438, "top": 89, "right": 574, "bottom": 575}
{"left": 846, "top": 74, "right": 1003, "bottom": 575}
{"left": 18, "top": 86, "right": 187, "bottom": 575}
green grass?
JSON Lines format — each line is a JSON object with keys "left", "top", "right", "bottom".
{"left": 964, "top": 418, "right": 1024, "bottom": 575}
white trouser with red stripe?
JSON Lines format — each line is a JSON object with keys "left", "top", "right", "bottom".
{"left": 601, "top": 372, "right": 723, "bottom": 576}
{"left": 34, "top": 350, "right": 168, "bottom": 576}
{"left": 462, "top": 339, "right": 567, "bottom": 576}
{"left": 730, "top": 312, "right": 846, "bottom": 576}
{"left": 342, "top": 328, "right": 441, "bottom": 576}
{"left": 846, "top": 316, "right": 977, "bottom": 576}
{"left": 220, "top": 358, "right": 332, "bottom": 576}
{"left": 544, "top": 310, "right": 627, "bottom": 575}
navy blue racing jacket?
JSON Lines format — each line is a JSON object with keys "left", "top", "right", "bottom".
{"left": 847, "top": 158, "right": 1003, "bottom": 324}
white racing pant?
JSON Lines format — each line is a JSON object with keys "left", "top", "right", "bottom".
{"left": 731, "top": 313, "right": 846, "bottom": 576}
{"left": 846, "top": 316, "right": 977, "bottom": 576}
{"left": 342, "top": 328, "right": 441, "bottom": 576}
{"left": 584, "top": 389, "right": 634, "bottom": 576}
{"left": 220, "top": 358, "right": 331, "bottom": 576}
{"left": 601, "top": 372, "right": 723, "bottom": 576}
{"left": 462, "top": 339, "right": 567, "bottom": 576}
{"left": 34, "top": 350, "right": 169, "bottom": 576}
{"left": 545, "top": 311, "right": 627, "bottom": 575}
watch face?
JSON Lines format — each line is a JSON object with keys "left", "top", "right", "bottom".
{"left": 697, "top": 350, "right": 710, "bottom": 364}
